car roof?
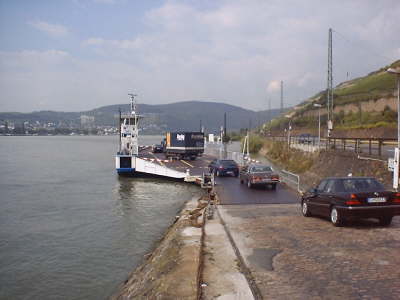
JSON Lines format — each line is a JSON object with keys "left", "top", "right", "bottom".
{"left": 248, "top": 164, "right": 271, "bottom": 168}
{"left": 323, "top": 177, "right": 377, "bottom": 180}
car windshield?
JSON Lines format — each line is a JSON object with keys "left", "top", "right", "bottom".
{"left": 339, "top": 178, "right": 384, "bottom": 193}
{"left": 252, "top": 166, "right": 272, "bottom": 172}
{"left": 220, "top": 160, "right": 237, "bottom": 166}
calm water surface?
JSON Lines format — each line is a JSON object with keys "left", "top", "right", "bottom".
{"left": 0, "top": 136, "right": 201, "bottom": 300}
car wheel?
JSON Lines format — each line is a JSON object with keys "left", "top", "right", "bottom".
{"left": 302, "top": 201, "right": 312, "bottom": 217}
{"left": 216, "top": 170, "right": 221, "bottom": 177}
{"left": 330, "top": 206, "right": 344, "bottom": 227}
{"left": 379, "top": 216, "right": 393, "bottom": 226}
{"left": 247, "top": 180, "right": 252, "bottom": 188}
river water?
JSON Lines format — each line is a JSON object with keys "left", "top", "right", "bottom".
{"left": 0, "top": 135, "right": 202, "bottom": 300}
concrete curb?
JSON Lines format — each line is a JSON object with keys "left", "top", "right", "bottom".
{"left": 215, "top": 205, "right": 261, "bottom": 300}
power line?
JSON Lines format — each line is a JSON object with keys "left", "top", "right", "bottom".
{"left": 332, "top": 29, "right": 394, "bottom": 62}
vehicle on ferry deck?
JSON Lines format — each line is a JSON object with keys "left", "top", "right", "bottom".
{"left": 240, "top": 164, "right": 280, "bottom": 190}
{"left": 301, "top": 177, "right": 400, "bottom": 226}
{"left": 164, "top": 131, "right": 204, "bottom": 160}
{"left": 152, "top": 144, "right": 163, "bottom": 153}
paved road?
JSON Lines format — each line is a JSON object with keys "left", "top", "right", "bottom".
{"left": 215, "top": 176, "right": 299, "bottom": 205}
{"left": 218, "top": 204, "right": 400, "bottom": 300}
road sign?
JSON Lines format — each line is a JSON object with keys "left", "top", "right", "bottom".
{"left": 393, "top": 148, "right": 399, "bottom": 190}
{"left": 388, "top": 157, "right": 395, "bottom": 172}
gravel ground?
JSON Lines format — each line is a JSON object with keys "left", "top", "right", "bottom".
{"left": 218, "top": 204, "right": 400, "bottom": 300}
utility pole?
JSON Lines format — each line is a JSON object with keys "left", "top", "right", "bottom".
{"left": 280, "top": 81, "right": 284, "bottom": 113}
{"left": 267, "top": 98, "right": 271, "bottom": 122}
{"left": 223, "top": 112, "right": 227, "bottom": 141}
{"left": 327, "top": 28, "right": 333, "bottom": 137}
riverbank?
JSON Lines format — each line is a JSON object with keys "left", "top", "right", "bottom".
{"left": 111, "top": 193, "right": 208, "bottom": 299}
{"left": 110, "top": 188, "right": 256, "bottom": 299}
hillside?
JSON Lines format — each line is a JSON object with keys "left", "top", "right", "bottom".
{"left": 265, "top": 59, "right": 400, "bottom": 138}
{"left": 0, "top": 101, "right": 282, "bottom": 134}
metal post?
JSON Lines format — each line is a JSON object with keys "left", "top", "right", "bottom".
{"left": 318, "top": 109, "right": 321, "bottom": 149}
{"left": 224, "top": 113, "right": 227, "bottom": 142}
{"left": 247, "top": 130, "right": 250, "bottom": 158}
{"left": 369, "top": 139, "right": 372, "bottom": 155}
{"left": 280, "top": 81, "right": 284, "bottom": 113}
{"left": 397, "top": 76, "right": 400, "bottom": 151}
{"left": 327, "top": 28, "right": 333, "bottom": 138}
{"left": 387, "top": 69, "right": 400, "bottom": 190}
{"left": 118, "top": 108, "right": 121, "bottom": 153}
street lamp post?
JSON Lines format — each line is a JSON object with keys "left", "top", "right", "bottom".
{"left": 387, "top": 68, "right": 400, "bottom": 150}
{"left": 314, "top": 103, "right": 322, "bottom": 149}
{"left": 387, "top": 67, "right": 400, "bottom": 190}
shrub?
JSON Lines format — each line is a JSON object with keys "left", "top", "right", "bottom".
{"left": 241, "top": 135, "right": 264, "bottom": 153}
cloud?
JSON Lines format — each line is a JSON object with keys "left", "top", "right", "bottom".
{"left": 28, "top": 20, "right": 69, "bottom": 37}
{"left": 2, "top": 0, "right": 399, "bottom": 112}
{"left": 82, "top": 37, "right": 142, "bottom": 49}
{"left": 93, "top": 0, "right": 116, "bottom": 4}
{"left": 267, "top": 81, "right": 281, "bottom": 93}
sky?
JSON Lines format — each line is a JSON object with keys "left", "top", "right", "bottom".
{"left": 0, "top": 0, "right": 399, "bottom": 112}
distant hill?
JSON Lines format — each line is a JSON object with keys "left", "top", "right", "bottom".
{"left": 266, "top": 59, "right": 400, "bottom": 134}
{"left": 0, "top": 101, "right": 283, "bottom": 133}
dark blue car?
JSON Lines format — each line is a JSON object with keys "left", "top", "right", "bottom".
{"left": 208, "top": 159, "right": 239, "bottom": 177}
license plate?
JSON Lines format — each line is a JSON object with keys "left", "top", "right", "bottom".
{"left": 367, "top": 197, "right": 386, "bottom": 203}
{"left": 227, "top": 171, "right": 234, "bottom": 174}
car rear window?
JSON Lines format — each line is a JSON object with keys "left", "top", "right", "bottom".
{"left": 220, "top": 160, "right": 237, "bottom": 166}
{"left": 339, "top": 178, "right": 384, "bottom": 193}
{"left": 252, "top": 166, "right": 272, "bottom": 172}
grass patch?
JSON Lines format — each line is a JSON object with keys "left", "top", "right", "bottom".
{"left": 264, "top": 60, "right": 400, "bottom": 132}
{"left": 241, "top": 134, "right": 265, "bottom": 153}
{"left": 263, "top": 140, "right": 314, "bottom": 174}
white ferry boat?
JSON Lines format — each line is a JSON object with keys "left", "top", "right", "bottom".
{"left": 115, "top": 94, "right": 141, "bottom": 175}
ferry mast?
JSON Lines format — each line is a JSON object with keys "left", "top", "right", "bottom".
{"left": 128, "top": 93, "right": 139, "bottom": 156}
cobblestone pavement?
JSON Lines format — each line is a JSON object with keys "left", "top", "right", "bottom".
{"left": 218, "top": 204, "right": 400, "bottom": 300}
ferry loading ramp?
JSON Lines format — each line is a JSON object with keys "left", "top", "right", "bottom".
{"left": 133, "top": 146, "right": 214, "bottom": 183}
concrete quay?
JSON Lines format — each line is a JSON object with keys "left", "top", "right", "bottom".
{"left": 111, "top": 175, "right": 400, "bottom": 300}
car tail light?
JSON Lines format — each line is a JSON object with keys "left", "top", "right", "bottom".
{"left": 346, "top": 194, "right": 361, "bottom": 205}
{"left": 393, "top": 192, "right": 400, "bottom": 203}
{"left": 271, "top": 175, "right": 279, "bottom": 180}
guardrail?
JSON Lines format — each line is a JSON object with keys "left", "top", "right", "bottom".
{"left": 280, "top": 169, "right": 302, "bottom": 193}
{"left": 266, "top": 135, "right": 396, "bottom": 158}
